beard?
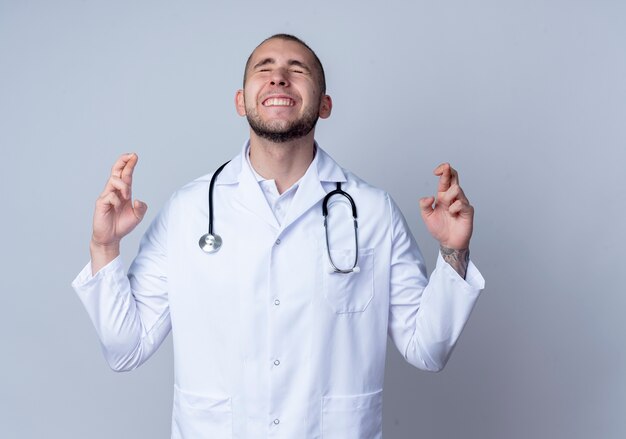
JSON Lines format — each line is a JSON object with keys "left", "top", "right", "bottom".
{"left": 246, "top": 103, "right": 319, "bottom": 143}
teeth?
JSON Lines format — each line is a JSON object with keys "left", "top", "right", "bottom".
{"left": 264, "top": 98, "right": 294, "bottom": 106}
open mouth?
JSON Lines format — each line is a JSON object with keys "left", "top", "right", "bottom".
{"left": 262, "top": 97, "right": 296, "bottom": 107}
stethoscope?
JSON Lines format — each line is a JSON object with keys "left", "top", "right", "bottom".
{"left": 198, "top": 161, "right": 360, "bottom": 273}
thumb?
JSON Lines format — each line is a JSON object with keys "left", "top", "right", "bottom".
{"left": 419, "top": 196, "right": 435, "bottom": 218}
{"left": 133, "top": 199, "right": 148, "bottom": 222}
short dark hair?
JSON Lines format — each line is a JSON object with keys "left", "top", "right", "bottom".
{"left": 243, "top": 34, "right": 327, "bottom": 94}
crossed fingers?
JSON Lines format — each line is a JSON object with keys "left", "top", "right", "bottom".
{"left": 101, "top": 153, "right": 137, "bottom": 200}
{"left": 435, "top": 162, "right": 459, "bottom": 193}
{"left": 434, "top": 163, "right": 472, "bottom": 215}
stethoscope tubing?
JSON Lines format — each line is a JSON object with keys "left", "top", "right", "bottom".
{"left": 322, "top": 182, "right": 357, "bottom": 218}
{"left": 207, "top": 160, "right": 231, "bottom": 236}
{"left": 323, "top": 182, "right": 359, "bottom": 273}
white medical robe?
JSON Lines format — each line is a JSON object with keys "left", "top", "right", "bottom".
{"left": 72, "top": 142, "right": 485, "bottom": 438}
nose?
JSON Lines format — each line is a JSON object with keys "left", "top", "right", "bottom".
{"left": 270, "top": 68, "right": 289, "bottom": 87}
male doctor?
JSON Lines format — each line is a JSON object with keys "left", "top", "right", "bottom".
{"left": 73, "top": 34, "right": 485, "bottom": 438}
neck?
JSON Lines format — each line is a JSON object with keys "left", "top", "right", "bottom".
{"left": 248, "top": 131, "right": 316, "bottom": 194}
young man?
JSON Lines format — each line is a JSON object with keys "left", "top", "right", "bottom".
{"left": 73, "top": 34, "right": 484, "bottom": 439}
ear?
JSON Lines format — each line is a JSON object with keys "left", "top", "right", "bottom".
{"left": 235, "top": 89, "right": 246, "bottom": 116}
{"left": 318, "top": 94, "right": 332, "bottom": 119}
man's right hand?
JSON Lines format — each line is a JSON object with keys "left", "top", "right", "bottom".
{"left": 90, "top": 153, "right": 148, "bottom": 274}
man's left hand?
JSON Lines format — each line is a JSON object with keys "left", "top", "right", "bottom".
{"left": 419, "top": 163, "right": 474, "bottom": 250}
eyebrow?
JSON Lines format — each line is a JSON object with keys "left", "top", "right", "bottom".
{"left": 252, "top": 58, "right": 311, "bottom": 72}
{"left": 288, "top": 60, "right": 311, "bottom": 72}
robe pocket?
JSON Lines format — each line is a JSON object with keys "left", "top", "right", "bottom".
{"left": 323, "top": 248, "right": 374, "bottom": 313}
{"left": 172, "top": 385, "right": 232, "bottom": 439}
{"left": 321, "top": 389, "right": 383, "bottom": 439}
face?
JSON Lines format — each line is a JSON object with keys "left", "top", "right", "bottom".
{"left": 236, "top": 38, "right": 332, "bottom": 143}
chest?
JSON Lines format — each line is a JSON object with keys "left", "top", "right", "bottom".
{"left": 165, "top": 184, "right": 391, "bottom": 324}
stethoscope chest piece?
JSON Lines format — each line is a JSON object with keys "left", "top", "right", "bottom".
{"left": 198, "top": 160, "right": 230, "bottom": 254}
{"left": 199, "top": 233, "right": 223, "bottom": 253}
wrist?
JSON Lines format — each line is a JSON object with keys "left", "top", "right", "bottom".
{"left": 438, "top": 238, "right": 470, "bottom": 251}
{"left": 90, "top": 237, "right": 120, "bottom": 253}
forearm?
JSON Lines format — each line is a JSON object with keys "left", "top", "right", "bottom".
{"left": 72, "top": 258, "right": 171, "bottom": 371}
{"left": 90, "top": 238, "right": 120, "bottom": 275}
{"left": 440, "top": 245, "right": 469, "bottom": 279}
{"left": 403, "top": 253, "right": 483, "bottom": 371}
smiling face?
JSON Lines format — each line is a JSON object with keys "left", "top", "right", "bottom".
{"left": 236, "top": 37, "right": 332, "bottom": 143}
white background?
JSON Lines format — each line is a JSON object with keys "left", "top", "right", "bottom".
{"left": 1, "top": 1, "right": 624, "bottom": 437}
